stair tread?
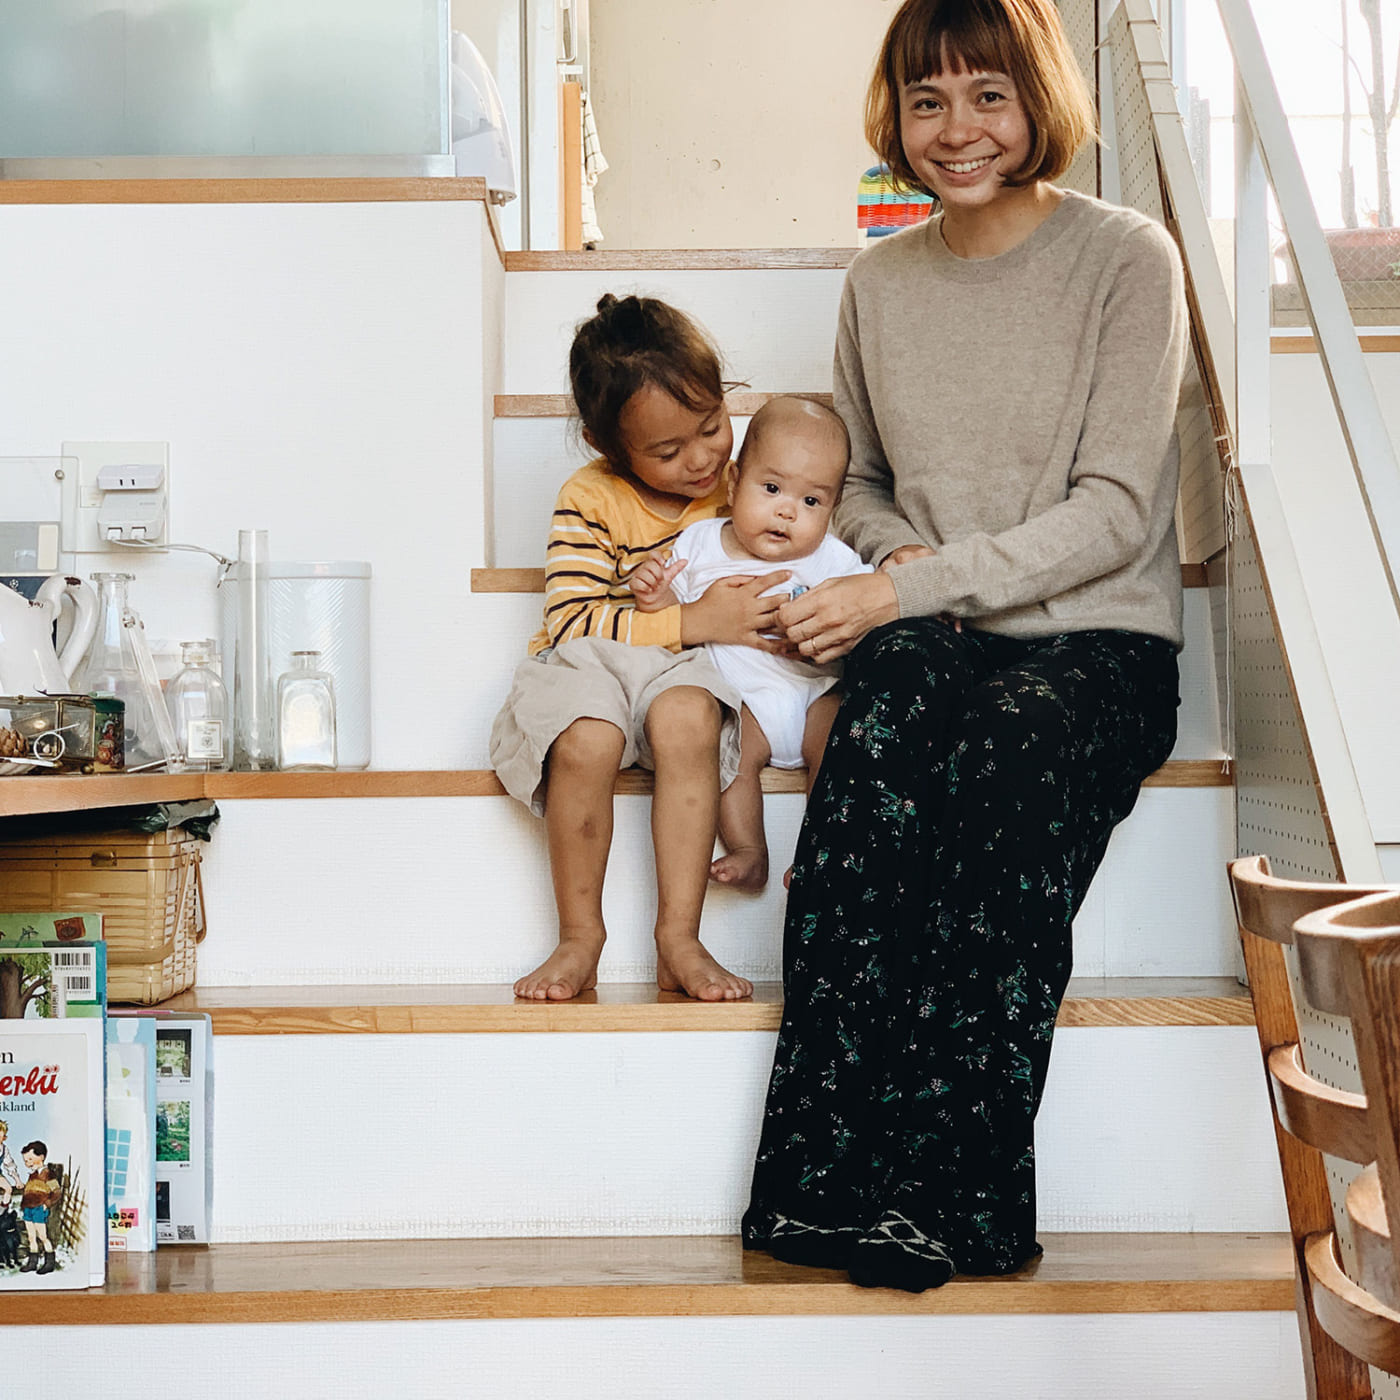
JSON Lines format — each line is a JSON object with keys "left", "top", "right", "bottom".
{"left": 504, "top": 249, "right": 858, "bottom": 271}
{"left": 11, "top": 1233, "right": 1293, "bottom": 1323}
{"left": 156, "top": 977, "right": 1252, "bottom": 1034}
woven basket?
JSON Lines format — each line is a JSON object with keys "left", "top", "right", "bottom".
{"left": 0, "top": 828, "right": 206, "bottom": 1004}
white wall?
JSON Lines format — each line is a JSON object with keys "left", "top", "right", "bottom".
{"left": 0, "top": 197, "right": 500, "bottom": 769}
{"left": 588, "top": 0, "right": 894, "bottom": 248}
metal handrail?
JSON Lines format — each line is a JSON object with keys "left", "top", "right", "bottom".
{"left": 1215, "top": 0, "right": 1400, "bottom": 619}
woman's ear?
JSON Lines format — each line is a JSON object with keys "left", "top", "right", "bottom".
{"left": 582, "top": 426, "right": 598, "bottom": 451}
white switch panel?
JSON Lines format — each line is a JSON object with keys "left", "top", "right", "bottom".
{"left": 61, "top": 441, "right": 170, "bottom": 553}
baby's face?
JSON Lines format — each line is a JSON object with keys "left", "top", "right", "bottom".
{"left": 727, "top": 430, "right": 845, "bottom": 563}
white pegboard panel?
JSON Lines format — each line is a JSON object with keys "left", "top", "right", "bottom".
{"left": 1229, "top": 521, "right": 1335, "bottom": 883}
{"left": 1106, "top": 1, "right": 1226, "bottom": 567}
{"left": 1056, "top": 0, "right": 1100, "bottom": 197}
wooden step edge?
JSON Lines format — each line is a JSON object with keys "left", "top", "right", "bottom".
{"left": 10, "top": 1232, "right": 1294, "bottom": 1324}
{"left": 494, "top": 390, "right": 832, "bottom": 418}
{"left": 0, "top": 758, "right": 1236, "bottom": 817}
{"left": 154, "top": 978, "right": 1253, "bottom": 1036}
{"left": 503, "top": 249, "right": 858, "bottom": 272}
{"left": 1272, "top": 333, "right": 1400, "bottom": 354}
{"left": 473, "top": 564, "right": 1213, "bottom": 591}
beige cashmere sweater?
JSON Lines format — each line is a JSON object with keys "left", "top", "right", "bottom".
{"left": 833, "top": 189, "right": 1188, "bottom": 649}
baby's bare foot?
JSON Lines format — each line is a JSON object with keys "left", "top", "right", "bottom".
{"left": 783, "top": 865, "right": 793, "bottom": 890}
{"left": 709, "top": 845, "right": 769, "bottom": 892}
{"left": 514, "top": 937, "right": 603, "bottom": 1001}
{"left": 656, "top": 938, "right": 753, "bottom": 1001}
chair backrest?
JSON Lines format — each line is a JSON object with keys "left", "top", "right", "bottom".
{"left": 1292, "top": 889, "right": 1400, "bottom": 1380}
{"left": 1227, "top": 854, "right": 1392, "bottom": 1398}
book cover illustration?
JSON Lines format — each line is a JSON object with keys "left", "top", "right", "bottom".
{"left": 0, "top": 1019, "right": 106, "bottom": 1288}
{"left": 0, "top": 912, "right": 105, "bottom": 1021}
{"left": 107, "top": 1014, "right": 157, "bottom": 1253}
{"left": 153, "top": 1013, "right": 213, "bottom": 1245}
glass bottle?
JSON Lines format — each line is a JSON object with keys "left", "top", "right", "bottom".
{"left": 166, "top": 640, "right": 232, "bottom": 773}
{"left": 72, "top": 572, "right": 169, "bottom": 770}
{"left": 276, "top": 650, "right": 337, "bottom": 771}
{"left": 232, "top": 528, "right": 275, "bottom": 770}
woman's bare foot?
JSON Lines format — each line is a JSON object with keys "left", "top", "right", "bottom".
{"left": 783, "top": 865, "right": 793, "bottom": 890}
{"left": 656, "top": 938, "right": 753, "bottom": 1001}
{"left": 709, "top": 845, "right": 769, "bottom": 892}
{"left": 514, "top": 936, "right": 604, "bottom": 1001}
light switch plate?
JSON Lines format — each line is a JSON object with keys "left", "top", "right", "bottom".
{"left": 61, "top": 441, "right": 170, "bottom": 552}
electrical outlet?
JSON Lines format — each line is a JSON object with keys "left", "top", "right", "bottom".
{"left": 61, "top": 441, "right": 170, "bottom": 553}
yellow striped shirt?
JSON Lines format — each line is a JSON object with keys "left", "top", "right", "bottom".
{"left": 528, "top": 458, "right": 732, "bottom": 655}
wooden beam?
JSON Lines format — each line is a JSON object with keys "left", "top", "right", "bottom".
{"left": 0, "top": 178, "right": 489, "bottom": 205}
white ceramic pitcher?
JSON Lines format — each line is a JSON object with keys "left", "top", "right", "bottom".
{"left": 0, "top": 574, "right": 99, "bottom": 695}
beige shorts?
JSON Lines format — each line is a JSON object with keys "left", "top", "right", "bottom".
{"left": 489, "top": 637, "right": 743, "bottom": 816}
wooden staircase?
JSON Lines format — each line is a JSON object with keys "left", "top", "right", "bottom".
{"left": 0, "top": 188, "right": 1304, "bottom": 1397}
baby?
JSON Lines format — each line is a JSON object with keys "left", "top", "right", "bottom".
{"left": 631, "top": 395, "right": 870, "bottom": 890}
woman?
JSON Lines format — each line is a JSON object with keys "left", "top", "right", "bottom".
{"left": 741, "top": 0, "right": 1187, "bottom": 1293}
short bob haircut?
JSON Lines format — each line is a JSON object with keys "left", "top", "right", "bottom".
{"left": 865, "top": 0, "right": 1098, "bottom": 197}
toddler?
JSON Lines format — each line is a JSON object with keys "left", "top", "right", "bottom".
{"left": 631, "top": 395, "right": 870, "bottom": 890}
{"left": 491, "top": 294, "right": 788, "bottom": 1002}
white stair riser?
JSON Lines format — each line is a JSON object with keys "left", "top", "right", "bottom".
{"left": 197, "top": 783, "right": 1234, "bottom": 985}
{"left": 467, "top": 586, "right": 1223, "bottom": 764}
{"left": 203, "top": 1028, "right": 1283, "bottom": 1241}
{"left": 27, "top": 1314, "right": 1306, "bottom": 1400}
{"left": 504, "top": 268, "right": 848, "bottom": 396}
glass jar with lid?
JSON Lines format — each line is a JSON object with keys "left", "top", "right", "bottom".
{"left": 165, "top": 640, "right": 232, "bottom": 772}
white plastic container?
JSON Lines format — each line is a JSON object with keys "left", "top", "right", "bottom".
{"left": 220, "top": 561, "right": 371, "bottom": 770}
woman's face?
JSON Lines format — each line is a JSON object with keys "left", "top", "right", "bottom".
{"left": 899, "top": 66, "right": 1033, "bottom": 216}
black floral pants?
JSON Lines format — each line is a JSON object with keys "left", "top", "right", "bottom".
{"left": 742, "top": 621, "right": 1180, "bottom": 1291}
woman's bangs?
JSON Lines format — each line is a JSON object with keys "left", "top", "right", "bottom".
{"left": 892, "top": 1, "right": 1017, "bottom": 87}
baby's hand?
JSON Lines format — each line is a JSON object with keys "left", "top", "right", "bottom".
{"left": 630, "top": 554, "right": 686, "bottom": 612}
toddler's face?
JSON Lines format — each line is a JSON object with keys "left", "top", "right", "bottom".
{"left": 727, "top": 429, "right": 845, "bottom": 562}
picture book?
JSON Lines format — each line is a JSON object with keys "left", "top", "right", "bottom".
{"left": 0, "top": 912, "right": 105, "bottom": 1020}
{"left": 106, "top": 1014, "right": 157, "bottom": 1253}
{"left": 152, "top": 1013, "right": 213, "bottom": 1245}
{"left": 0, "top": 1019, "right": 106, "bottom": 1288}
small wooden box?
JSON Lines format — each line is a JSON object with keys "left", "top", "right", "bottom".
{"left": 0, "top": 828, "right": 206, "bottom": 1004}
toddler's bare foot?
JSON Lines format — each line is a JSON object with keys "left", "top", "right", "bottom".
{"left": 783, "top": 865, "right": 793, "bottom": 890}
{"left": 656, "top": 938, "right": 753, "bottom": 1001}
{"left": 514, "top": 936, "right": 604, "bottom": 1001}
{"left": 709, "top": 845, "right": 769, "bottom": 892}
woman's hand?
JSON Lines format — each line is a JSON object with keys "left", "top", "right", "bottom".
{"left": 880, "top": 544, "right": 936, "bottom": 570}
{"left": 681, "top": 572, "right": 792, "bottom": 649}
{"left": 778, "top": 572, "right": 900, "bottom": 664}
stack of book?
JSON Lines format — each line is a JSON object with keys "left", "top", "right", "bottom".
{"left": 0, "top": 912, "right": 213, "bottom": 1292}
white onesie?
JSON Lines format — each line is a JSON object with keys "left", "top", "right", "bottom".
{"left": 669, "top": 519, "right": 873, "bottom": 767}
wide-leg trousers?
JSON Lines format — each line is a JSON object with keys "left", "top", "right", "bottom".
{"left": 742, "top": 620, "right": 1180, "bottom": 1286}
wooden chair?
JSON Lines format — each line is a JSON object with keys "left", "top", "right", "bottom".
{"left": 1228, "top": 854, "right": 1390, "bottom": 1398}
{"left": 1290, "top": 888, "right": 1400, "bottom": 1380}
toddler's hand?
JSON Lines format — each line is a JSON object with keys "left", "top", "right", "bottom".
{"left": 681, "top": 572, "right": 792, "bottom": 650}
{"left": 629, "top": 554, "right": 685, "bottom": 613}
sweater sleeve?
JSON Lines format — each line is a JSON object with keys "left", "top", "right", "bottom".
{"left": 832, "top": 275, "right": 937, "bottom": 567}
{"left": 542, "top": 481, "right": 683, "bottom": 650}
{"left": 887, "top": 224, "right": 1188, "bottom": 621}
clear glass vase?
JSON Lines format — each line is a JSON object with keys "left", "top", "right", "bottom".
{"left": 166, "top": 639, "right": 232, "bottom": 773}
{"left": 232, "top": 528, "right": 275, "bottom": 770}
{"left": 71, "top": 572, "right": 173, "bottom": 770}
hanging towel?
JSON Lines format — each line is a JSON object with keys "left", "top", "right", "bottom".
{"left": 581, "top": 90, "right": 609, "bottom": 246}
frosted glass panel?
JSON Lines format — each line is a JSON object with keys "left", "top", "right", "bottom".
{"left": 0, "top": 0, "right": 449, "bottom": 158}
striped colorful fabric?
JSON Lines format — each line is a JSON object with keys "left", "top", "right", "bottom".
{"left": 858, "top": 165, "right": 935, "bottom": 238}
